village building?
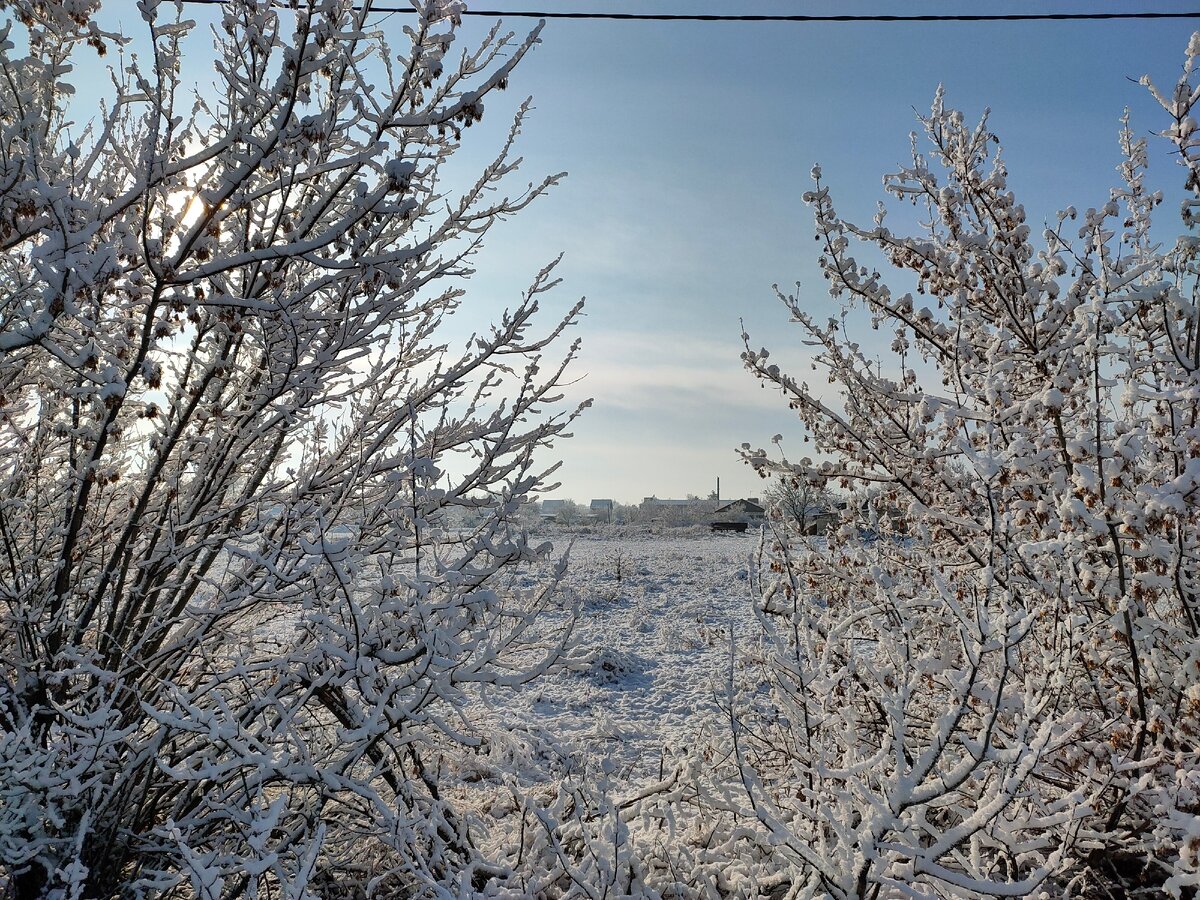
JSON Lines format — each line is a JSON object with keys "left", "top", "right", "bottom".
{"left": 713, "top": 498, "right": 766, "bottom": 524}
{"left": 588, "top": 499, "right": 614, "bottom": 523}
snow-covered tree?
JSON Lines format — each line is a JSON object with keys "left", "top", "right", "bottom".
{"left": 763, "top": 476, "right": 836, "bottom": 534}
{"left": 0, "top": 0, "right": 583, "bottom": 896}
{"left": 555, "top": 498, "right": 582, "bottom": 526}
{"left": 736, "top": 40, "right": 1200, "bottom": 898}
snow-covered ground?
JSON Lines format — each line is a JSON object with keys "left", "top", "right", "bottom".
{"left": 469, "top": 530, "right": 762, "bottom": 789}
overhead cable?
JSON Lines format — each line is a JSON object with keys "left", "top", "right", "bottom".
{"left": 174, "top": 3, "right": 1200, "bottom": 24}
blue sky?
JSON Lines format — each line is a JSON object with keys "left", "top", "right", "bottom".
{"left": 66, "top": 2, "right": 1200, "bottom": 504}
{"left": 443, "top": 1, "right": 1197, "bottom": 504}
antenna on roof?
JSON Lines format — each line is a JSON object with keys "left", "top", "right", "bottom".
{"left": 716, "top": 476, "right": 720, "bottom": 505}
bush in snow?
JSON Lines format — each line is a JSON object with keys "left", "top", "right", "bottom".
{"left": 735, "top": 39, "right": 1200, "bottom": 898}
{"left": 0, "top": 0, "right": 583, "bottom": 896}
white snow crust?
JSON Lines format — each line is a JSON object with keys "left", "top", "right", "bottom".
{"left": 469, "top": 531, "right": 758, "bottom": 788}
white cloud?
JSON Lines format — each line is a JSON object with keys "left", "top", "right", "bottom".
{"left": 574, "top": 329, "right": 783, "bottom": 414}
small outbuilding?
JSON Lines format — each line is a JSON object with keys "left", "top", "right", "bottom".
{"left": 710, "top": 521, "right": 749, "bottom": 533}
{"left": 710, "top": 498, "right": 765, "bottom": 533}
{"left": 798, "top": 504, "right": 838, "bottom": 535}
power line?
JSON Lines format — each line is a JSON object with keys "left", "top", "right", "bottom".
{"left": 175, "top": 2, "right": 1200, "bottom": 24}
{"left": 384, "top": 9, "right": 1200, "bottom": 22}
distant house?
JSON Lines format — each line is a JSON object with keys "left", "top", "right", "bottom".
{"left": 713, "top": 498, "right": 765, "bottom": 524}
{"left": 856, "top": 497, "right": 908, "bottom": 535}
{"left": 589, "top": 499, "right": 614, "bottom": 523}
{"left": 539, "top": 499, "right": 566, "bottom": 522}
{"left": 798, "top": 504, "right": 837, "bottom": 535}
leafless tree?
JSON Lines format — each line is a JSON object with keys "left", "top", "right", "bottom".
{"left": 732, "top": 51, "right": 1200, "bottom": 898}
{"left": 763, "top": 477, "right": 835, "bottom": 533}
{"left": 0, "top": 1, "right": 583, "bottom": 896}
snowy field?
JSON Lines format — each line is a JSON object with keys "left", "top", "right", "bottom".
{"left": 465, "top": 529, "right": 763, "bottom": 792}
